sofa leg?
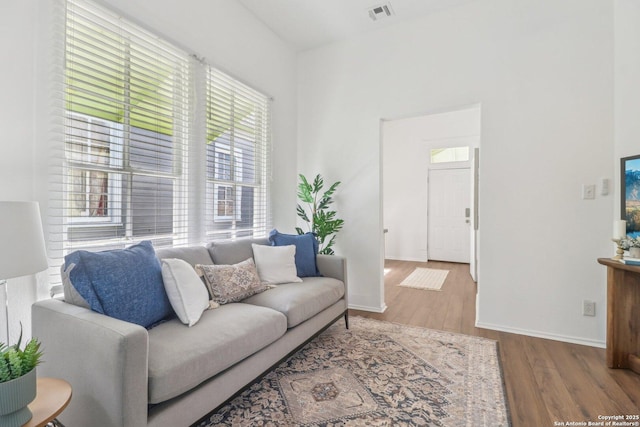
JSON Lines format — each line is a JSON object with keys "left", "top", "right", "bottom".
{"left": 344, "top": 312, "right": 349, "bottom": 329}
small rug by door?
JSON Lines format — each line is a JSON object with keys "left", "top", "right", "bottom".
{"left": 195, "top": 317, "right": 510, "bottom": 427}
{"left": 398, "top": 267, "right": 449, "bottom": 291}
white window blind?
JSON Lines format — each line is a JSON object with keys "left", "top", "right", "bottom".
{"left": 49, "top": 0, "right": 190, "bottom": 279}
{"left": 206, "top": 67, "right": 271, "bottom": 240}
{"left": 48, "top": 0, "right": 272, "bottom": 290}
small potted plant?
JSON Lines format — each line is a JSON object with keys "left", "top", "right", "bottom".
{"left": 621, "top": 236, "right": 640, "bottom": 258}
{"left": 0, "top": 329, "right": 43, "bottom": 427}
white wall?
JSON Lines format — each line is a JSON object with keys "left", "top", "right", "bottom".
{"left": 1, "top": 0, "right": 298, "bottom": 341}
{"left": 383, "top": 107, "right": 480, "bottom": 262}
{"left": 0, "top": 0, "right": 41, "bottom": 342}
{"left": 298, "top": 0, "right": 614, "bottom": 345}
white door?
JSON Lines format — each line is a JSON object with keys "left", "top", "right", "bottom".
{"left": 428, "top": 168, "right": 471, "bottom": 263}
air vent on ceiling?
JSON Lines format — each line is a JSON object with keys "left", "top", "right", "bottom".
{"left": 368, "top": 3, "right": 394, "bottom": 22}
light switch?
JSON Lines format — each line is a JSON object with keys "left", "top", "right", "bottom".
{"left": 601, "top": 178, "right": 609, "bottom": 196}
{"left": 582, "top": 184, "right": 595, "bottom": 200}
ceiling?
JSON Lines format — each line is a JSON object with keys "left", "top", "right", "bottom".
{"left": 238, "top": 0, "right": 478, "bottom": 52}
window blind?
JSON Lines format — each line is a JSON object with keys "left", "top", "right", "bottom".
{"left": 48, "top": 0, "right": 272, "bottom": 291}
{"left": 206, "top": 67, "right": 271, "bottom": 240}
{"left": 49, "top": 0, "right": 190, "bottom": 286}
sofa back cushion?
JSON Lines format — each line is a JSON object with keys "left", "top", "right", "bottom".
{"left": 207, "top": 237, "right": 269, "bottom": 265}
{"left": 155, "top": 246, "right": 213, "bottom": 267}
{"left": 64, "top": 241, "right": 172, "bottom": 328}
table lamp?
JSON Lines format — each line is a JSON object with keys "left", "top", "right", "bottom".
{"left": 0, "top": 201, "right": 48, "bottom": 344}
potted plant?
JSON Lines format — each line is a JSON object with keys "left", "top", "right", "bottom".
{"left": 296, "top": 173, "right": 345, "bottom": 255}
{"left": 0, "top": 329, "right": 43, "bottom": 427}
{"left": 623, "top": 236, "right": 640, "bottom": 258}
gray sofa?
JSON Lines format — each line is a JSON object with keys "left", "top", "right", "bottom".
{"left": 32, "top": 237, "right": 348, "bottom": 427}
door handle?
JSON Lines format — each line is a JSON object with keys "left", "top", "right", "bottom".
{"left": 465, "top": 208, "right": 470, "bottom": 218}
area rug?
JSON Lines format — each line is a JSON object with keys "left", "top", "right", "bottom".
{"left": 397, "top": 267, "right": 449, "bottom": 291}
{"left": 195, "top": 317, "right": 510, "bottom": 427}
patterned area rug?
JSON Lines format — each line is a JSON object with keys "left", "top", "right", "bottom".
{"left": 195, "top": 317, "right": 510, "bottom": 427}
{"left": 398, "top": 267, "right": 450, "bottom": 291}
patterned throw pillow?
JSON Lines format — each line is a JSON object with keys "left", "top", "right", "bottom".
{"left": 195, "top": 258, "right": 269, "bottom": 305}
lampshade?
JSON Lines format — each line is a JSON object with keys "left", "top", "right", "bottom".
{"left": 0, "top": 201, "right": 48, "bottom": 280}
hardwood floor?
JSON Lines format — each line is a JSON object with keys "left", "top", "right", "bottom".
{"left": 350, "top": 259, "right": 640, "bottom": 427}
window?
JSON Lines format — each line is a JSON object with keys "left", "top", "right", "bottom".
{"left": 54, "top": 0, "right": 190, "bottom": 254}
{"left": 430, "top": 147, "right": 470, "bottom": 164}
{"left": 66, "top": 113, "right": 123, "bottom": 223}
{"left": 206, "top": 68, "right": 271, "bottom": 239}
{"left": 48, "top": 0, "right": 272, "bottom": 290}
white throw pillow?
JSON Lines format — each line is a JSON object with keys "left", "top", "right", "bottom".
{"left": 161, "top": 258, "right": 210, "bottom": 327}
{"left": 251, "top": 244, "right": 302, "bottom": 284}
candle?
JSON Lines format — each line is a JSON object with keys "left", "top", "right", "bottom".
{"left": 614, "top": 219, "right": 627, "bottom": 240}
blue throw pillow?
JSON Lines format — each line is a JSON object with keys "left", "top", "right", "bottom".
{"left": 64, "top": 241, "right": 172, "bottom": 328}
{"left": 268, "top": 229, "right": 320, "bottom": 277}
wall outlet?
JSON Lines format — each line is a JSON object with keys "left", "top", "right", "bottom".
{"left": 582, "top": 184, "right": 596, "bottom": 200}
{"left": 582, "top": 300, "right": 596, "bottom": 317}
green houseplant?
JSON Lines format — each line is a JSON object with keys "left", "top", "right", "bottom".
{"left": 296, "top": 174, "right": 345, "bottom": 255}
{"left": 0, "top": 329, "right": 43, "bottom": 427}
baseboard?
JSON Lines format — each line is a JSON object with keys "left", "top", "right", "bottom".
{"left": 475, "top": 321, "right": 606, "bottom": 349}
{"left": 385, "top": 256, "right": 428, "bottom": 262}
{"left": 349, "top": 303, "right": 387, "bottom": 313}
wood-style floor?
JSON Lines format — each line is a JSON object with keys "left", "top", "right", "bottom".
{"left": 350, "top": 259, "right": 640, "bottom": 427}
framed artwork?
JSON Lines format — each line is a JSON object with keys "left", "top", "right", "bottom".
{"left": 622, "top": 154, "right": 640, "bottom": 238}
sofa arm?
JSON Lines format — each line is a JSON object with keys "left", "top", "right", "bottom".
{"left": 317, "top": 255, "right": 348, "bottom": 304}
{"left": 32, "top": 299, "right": 149, "bottom": 427}
{"left": 316, "top": 254, "right": 346, "bottom": 281}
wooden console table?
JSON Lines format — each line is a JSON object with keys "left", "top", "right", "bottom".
{"left": 597, "top": 258, "right": 640, "bottom": 374}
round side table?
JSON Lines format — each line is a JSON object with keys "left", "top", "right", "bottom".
{"left": 23, "top": 378, "right": 72, "bottom": 427}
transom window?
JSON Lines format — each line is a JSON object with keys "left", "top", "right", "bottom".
{"left": 430, "top": 147, "right": 470, "bottom": 164}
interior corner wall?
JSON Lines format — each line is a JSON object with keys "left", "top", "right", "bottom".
{"left": 297, "top": 0, "right": 614, "bottom": 344}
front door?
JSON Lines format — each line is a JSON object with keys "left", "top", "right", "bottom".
{"left": 428, "top": 167, "right": 471, "bottom": 263}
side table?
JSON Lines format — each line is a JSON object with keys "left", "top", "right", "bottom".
{"left": 597, "top": 258, "right": 640, "bottom": 374}
{"left": 23, "top": 377, "right": 72, "bottom": 427}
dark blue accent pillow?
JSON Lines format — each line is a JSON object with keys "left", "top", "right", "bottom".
{"left": 64, "top": 241, "right": 172, "bottom": 328}
{"left": 268, "top": 229, "right": 320, "bottom": 277}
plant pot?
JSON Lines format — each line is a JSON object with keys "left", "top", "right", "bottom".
{"left": 630, "top": 247, "right": 640, "bottom": 258}
{"left": 0, "top": 368, "right": 36, "bottom": 427}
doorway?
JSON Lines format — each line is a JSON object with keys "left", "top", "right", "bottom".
{"left": 382, "top": 105, "right": 480, "bottom": 280}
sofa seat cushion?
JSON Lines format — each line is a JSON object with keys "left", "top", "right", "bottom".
{"left": 147, "top": 303, "right": 287, "bottom": 403}
{"left": 242, "top": 277, "right": 345, "bottom": 328}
